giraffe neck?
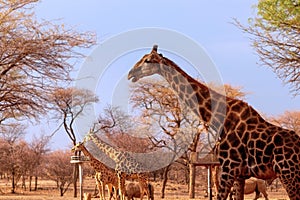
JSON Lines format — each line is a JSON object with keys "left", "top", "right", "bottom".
{"left": 79, "top": 145, "right": 99, "bottom": 167}
{"left": 79, "top": 145, "right": 93, "bottom": 158}
{"left": 88, "top": 132, "right": 148, "bottom": 173}
{"left": 88, "top": 133, "right": 121, "bottom": 162}
{"left": 158, "top": 58, "right": 224, "bottom": 127}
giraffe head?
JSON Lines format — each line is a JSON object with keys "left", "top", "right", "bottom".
{"left": 71, "top": 142, "right": 84, "bottom": 153}
{"left": 128, "top": 44, "right": 164, "bottom": 82}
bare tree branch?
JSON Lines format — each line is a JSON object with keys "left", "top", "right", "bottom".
{"left": 234, "top": 1, "right": 300, "bottom": 95}
{"left": 0, "top": 0, "right": 96, "bottom": 123}
{"left": 50, "top": 87, "right": 98, "bottom": 145}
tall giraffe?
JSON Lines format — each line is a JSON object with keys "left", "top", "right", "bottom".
{"left": 128, "top": 45, "right": 300, "bottom": 200}
{"left": 72, "top": 142, "right": 119, "bottom": 200}
{"left": 84, "top": 131, "right": 150, "bottom": 200}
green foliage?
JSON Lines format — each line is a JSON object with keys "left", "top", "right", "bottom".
{"left": 238, "top": 0, "right": 300, "bottom": 95}
{"left": 256, "top": 0, "right": 300, "bottom": 28}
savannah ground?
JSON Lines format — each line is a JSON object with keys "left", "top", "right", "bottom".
{"left": 0, "top": 177, "right": 289, "bottom": 200}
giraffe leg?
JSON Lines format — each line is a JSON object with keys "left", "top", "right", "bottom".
{"left": 231, "top": 181, "right": 238, "bottom": 200}
{"left": 117, "top": 172, "right": 126, "bottom": 200}
{"left": 273, "top": 150, "right": 300, "bottom": 200}
{"left": 95, "top": 176, "right": 104, "bottom": 200}
{"left": 216, "top": 172, "right": 235, "bottom": 200}
{"left": 101, "top": 182, "right": 106, "bottom": 200}
{"left": 279, "top": 174, "right": 300, "bottom": 200}
{"left": 93, "top": 184, "right": 99, "bottom": 197}
{"left": 139, "top": 184, "right": 144, "bottom": 200}
{"left": 147, "top": 183, "right": 153, "bottom": 200}
{"left": 138, "top": 178, "right": 148, "bottom": 200}
{"left": 107, "top": 183, "right": 113, "bottom": 200}
{"left": 232, "top": 178, "right": 245, "bottom": 200}
{"left": 229, "top": 189, "right": 233, "bottom": 200}
{"left": 272, "top": 133, "right": 300, "bottom": 200}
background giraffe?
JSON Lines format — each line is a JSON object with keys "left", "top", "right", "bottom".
{"left": 84, "top": 131, "right": 150, "bottom": 200}
{"left": 128, "top": 45, "right": 300, "bottom": 200}
{"left": 72, "top": 142, "right": 119, "bottom": 200}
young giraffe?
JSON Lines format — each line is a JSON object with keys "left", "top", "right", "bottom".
{"left": 84, "top": 131, "right": 150, "bottom": 200}
{"left": 128, "top": 45, "right": 300, "bottom": 200}
{"left": 72, "top": 142, "right": 119, "bottom": 200}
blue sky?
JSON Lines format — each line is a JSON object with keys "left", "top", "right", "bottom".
{"left": 33, "top": 1, "right": 300, "bottom": 150}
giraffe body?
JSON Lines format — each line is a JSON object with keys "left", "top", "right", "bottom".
{"left": 84, "top": 131, "right": 150, "bottom": 200}
{"left": 128, "top": 45, "right": 300, "bottom": 200}
{"left": 72, "top": 143, "right": 119, "bottom": 200}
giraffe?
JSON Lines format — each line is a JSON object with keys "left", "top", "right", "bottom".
{"left": 84, "top": 130, "right": 150, "bottom": 200}
{"left": 127, "top": 45, "right": 300, "bottom": 200}
{"left": 72, "top": 142, "right": 119, "bottom": 200}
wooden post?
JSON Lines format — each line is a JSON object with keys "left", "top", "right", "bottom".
{"left": 71, "top": 155, "right": 89, "bottom": 200}
{"left": 207, "top": 165, "right": 212, "bottom": 200}
{"left": 189, "top": 163, "right": 195, "bottom": 198}
{"left": 79, "top": 163, "right": 83, "bottom": 200}
{"left": 191, "top": 152, "right": 220, "bottom": 200}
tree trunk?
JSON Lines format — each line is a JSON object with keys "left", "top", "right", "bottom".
{"left": 22, "top": 176, "right": 26, "bottom": 191}
{"left": 189, "top": 163, "right": 196, "bottom": 198}
{"left": 161, "top": 165, "right": 170, "bottom": 199}
{"left": 29, "top": 176, "right": 32, "bottom": 191}
{"left": 185, "top": 167, "right": 189, "bottom": 184}
{"left": 34, "top": 176, "right": 38, "bottom": 191}
{"left": 153, "top": 171, "right": 157, "bottom": 182}
{"left": 11, "top": 169, "right": 15, "bottom": 194}
{"left": 60, "top": 184, "right": 64, "bottom": 196}
{"left": 73, "top": 163, "right": 78, "bottom": 197}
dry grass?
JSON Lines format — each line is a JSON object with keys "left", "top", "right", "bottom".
{"left": 0, "top": 177, "right": 290, "bottom": 200}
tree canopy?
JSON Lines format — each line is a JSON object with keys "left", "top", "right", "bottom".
{"left": 236, "top": 0, "right": 300, "bottom": 95}
{"left": 50, "top": 87, "right": 98, "bottom": 145}
{"left": 0, "top": 0, "right": 96, "bottom": 124}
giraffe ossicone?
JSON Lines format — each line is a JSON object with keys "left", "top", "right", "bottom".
{"left": 128, "top": 45, "right": 300, "bottom": 200}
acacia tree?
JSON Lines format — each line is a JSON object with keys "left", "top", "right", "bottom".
{"left": 270, "top": 110, "right": 300, "bottom": 134}
{"left": 209, "top": 83, "right": 248, "bottom": 101}
{"left": 51, "top": 87, "right": 99, "bottom": 146}
{"left": 0, "top": 130, "right": 50, "bottom": 194}
{"left": 0, "top": 1, "right": 95, "bottom": 193}
{"left": 43, "top": 150, "right": 74, "bottom": 196}
{"left": 236, "top": 0, "right": 300, "bottom": 95}
{"left": 0, "top": 123, "right": 27, "bottom": 193}
{"left": 95, "top": 105, "right": 152, "bottom": 153}
{"left": 0, "top": 0, "right": 95, "bottom": 124}
{"left": 50, "top": 87, "right": 98, "bottom": 197}
{"left": 27, "top": 134, "right": 50, "bottom": 191}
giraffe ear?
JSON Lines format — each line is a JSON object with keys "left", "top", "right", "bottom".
{"left": 152, "top": 44, "right": 158, "bottom": 52}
